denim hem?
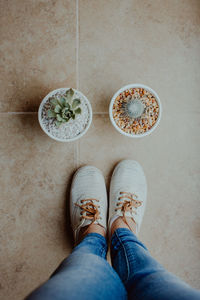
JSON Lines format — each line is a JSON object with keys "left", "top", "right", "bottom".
{"left": 83, "top": 232, "right": 107, "bottom": 243}
{"left": 82, "top": 232, "right": 108, "bottom": 257}
{"left": 111, "top": 228, "right": 136, "bottom": 242}
{"left": 111, "top": 228, "right": 148, "bottom": 250}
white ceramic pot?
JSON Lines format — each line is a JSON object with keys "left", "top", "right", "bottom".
{"left": 38, "top": 88, "right": 92, "bottom": 142}
{"left": 109, "top": 83, "right": 162, "bottom": 138}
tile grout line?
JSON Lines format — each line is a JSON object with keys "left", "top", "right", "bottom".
{"left": 93, "top": 112, "right": 109, "bottom": 115}
{"left": 0, "top": 112, "right": 38, "bottom": 115}
{"left": 75, "top": 140, "right": 80, "bottom": 169}
{"left": 76, "top": 0, "right": 79, "bottom": 91}
{"left": 0, "top": 112, "right": 109, "bottom": 114}
{"left": 75, "top": 0, "right": 80, "bottom": 168}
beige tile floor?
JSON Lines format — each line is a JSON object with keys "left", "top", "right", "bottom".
{"left": 0, "top": 0, "right": 200, "bottom": 299}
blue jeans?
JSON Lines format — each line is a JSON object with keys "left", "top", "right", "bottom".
{"left": 27, "top": 228, "right": 200, "bottom": 300}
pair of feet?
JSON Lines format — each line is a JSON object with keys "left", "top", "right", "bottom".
{"left": 70, "top": 160, "right": 147, "bottom": 243}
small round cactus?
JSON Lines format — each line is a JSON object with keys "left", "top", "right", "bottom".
{"left": 123, "top": 99, "right": 144, "bottom": 119}
{"left": 48, "top": 88, "right": 81, "bottom": 127}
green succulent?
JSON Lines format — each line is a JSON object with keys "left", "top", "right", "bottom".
{"left": 47, "top": 88, "right": 82, "bottom": 127}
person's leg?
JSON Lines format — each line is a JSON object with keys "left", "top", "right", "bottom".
{"left": 27, "top": 230, "right": 126, "bottom": 300}
{"left": 27, "top": 166, "right": 127, "bottom": 300}
{"left": 109, "top": 160, "right": 200, "bottom": 300}
{"left": 111, "top": 221, "right": 200, "bottom": 300}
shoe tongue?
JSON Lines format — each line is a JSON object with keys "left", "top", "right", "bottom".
{"left": 82, "top": 219, "right": 92, "bottom": 227}
{"left": 124, "top": 211, "right": 133, "bottom": 218}
{"left": 115, "top": 211, "right": 133, "bottom": 218}
{"left": 81, "top": 219, "right": 106, "bottom": 231}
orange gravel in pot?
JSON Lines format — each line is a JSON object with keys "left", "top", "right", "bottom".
{"left": 112, "top": 88, "right": 159, "bottom": 135}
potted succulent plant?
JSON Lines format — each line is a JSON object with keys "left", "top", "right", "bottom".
{"left": 109, "top": 84, "right": 162, "bottom": 138}
{"left": 38, "top": 88, "right": 92, "bottom": 142}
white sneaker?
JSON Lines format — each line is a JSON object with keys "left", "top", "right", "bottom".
{"left": 109, "top": 160, "right": 147, "bottom": 235}
{"left": 70, "top": 165, "right": 107, "bottom": 243}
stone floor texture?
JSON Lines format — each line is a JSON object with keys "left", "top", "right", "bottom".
{"left": 0, "top": 0, "right": 200, "bottom": 299}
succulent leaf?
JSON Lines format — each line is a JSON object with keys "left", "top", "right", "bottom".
{"left": 61, "top": 108, "right": 71, "bottom": 120}
{"left": 64, "top": 88, "right": 74, "bottom": 103}
{"left": 65, "top": 88, "right": 74, "bottom": 98}
{"left": 58, "top": 97, "right": 66, "bottom": 107}
{"left": 54, "top": 105, "right": 62, "bottom": 113}
{"left": 74, "top": 107, "right": 81, "bottom": 114}
{"left": 55, "top": 121, "right": 62, "bottom": 127}
{"left": 72, "top": 98, "right": 81, "bottom": 109}
{"left": 48, "top": 110, "right": 57, "bottom": 118}
{"left": 65, "top": 102, "right": 70, "bottom": 109}
{"left": 56, "top": 114, "right": 64, "bottom": 122}
{"left": 50, "top": 98, "right": 58, "bottom": 106}
{"left": 72, "top": 114, "right": 75, "bottom": 120}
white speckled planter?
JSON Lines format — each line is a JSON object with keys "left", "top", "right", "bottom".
{"left": 109, "top": 83, "right": 162, "bottom": 138}
{"left": 38, "top": 88, "right": 92, "bottom": 142}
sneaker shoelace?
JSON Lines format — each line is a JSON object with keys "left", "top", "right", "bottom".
{"left": 75, "top": 199, "right": 101, "bottom": 242}
{"left": 115, "top": 191, "right": 142, "bottom": 230}
{"left": 76, "top": 198, "right": 101, "bottom": 225}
